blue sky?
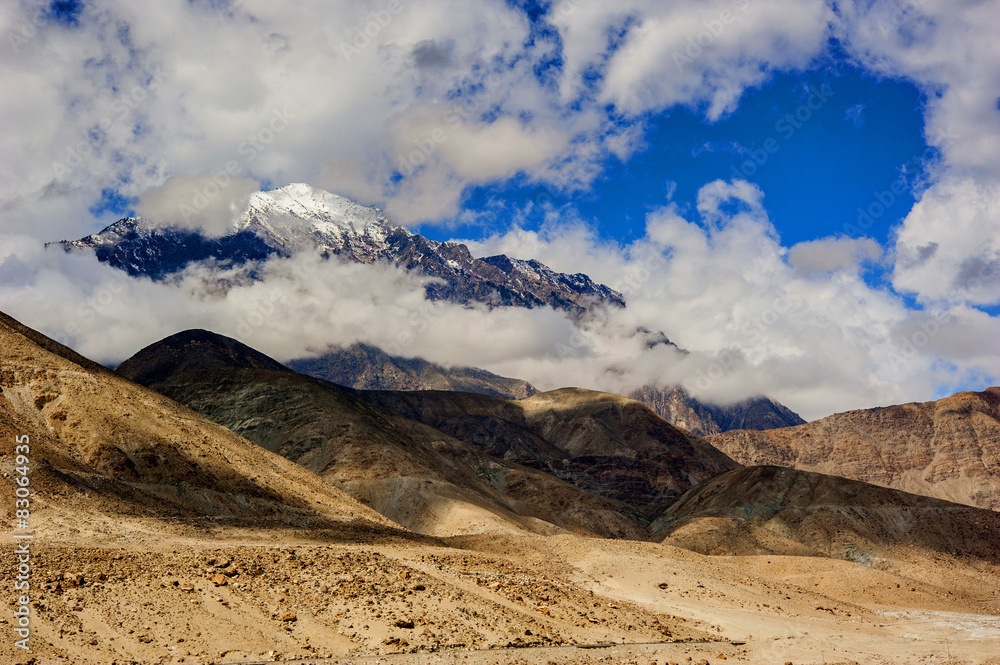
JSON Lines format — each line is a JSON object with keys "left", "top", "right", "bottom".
{"left": 424, "top": 63, "right": 928, "bottom": 264}
{"left": 2, "top": 0, "right": 999, "bottom": 418}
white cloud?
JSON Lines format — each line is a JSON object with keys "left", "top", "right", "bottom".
{"left": 463, "top": 179, "right": 999, "bottom": 419}
{"left": 136, "top": 174, "right": 262, "bottom": 236}
{"left": 552, "top": 0, "right": 832, "bottom": 119}
{"left": 891, "top": 177, "right": 1000, "bottom": 306}
{"left": 789, "top": 236, "right": 882, "bottom": 276}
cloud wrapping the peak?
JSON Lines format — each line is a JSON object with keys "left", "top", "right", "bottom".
{"left": 136, "top": 174, "right": 262, "bottom": 236}
{"left": 464, "top": 179, "right": 999, "bottom": 418}
{"left": 1, "top": 0, "right": 999, "bottom": 421}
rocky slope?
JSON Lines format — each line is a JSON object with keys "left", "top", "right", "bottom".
{"left": 708, "top": 388, "right": 1000, "bottom": 511}
{"left": 58, "top": 183, "right": 624, "bottom": 317}
{"left": 287, "top": 342, "right": 537, "bottom": 400}
{"left": 5, "top": 312, "right": 1000, "bottom": 664}
{"left": 654, "top": 465, "right": 1000, "bottom": 564}
{"left": 286, "top": 343, "right": 805, "bottom": 433}
{"left": 629, "top": 385, "right": 806, "bottom": 437}
{"left": 351, "top": 387, "right": 740, "bottom": 520}
{"left": 117, "top": 330, "right": 647, "bottom": 539}
{"left": 0, "top": 311, "right": 395, "bottom": 535}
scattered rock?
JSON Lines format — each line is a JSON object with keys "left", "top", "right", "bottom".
{"left": 210, "top": 574, "right": 228, "bottom": 587}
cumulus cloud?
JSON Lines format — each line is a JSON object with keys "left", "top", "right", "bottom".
{"left": 551, "top": 0, "right": 832, "bottom": 119}
{"left": 789, "top": 236, "right": 882, "bottom": 276}
{"left": 136, "top": 174, "right": 262, "bottom": 235}
{"left": 464, "top": 179, "right": 999, "bottom": 419}
{"left": 892, "top": 177, "right": 1000, "bottom": 306}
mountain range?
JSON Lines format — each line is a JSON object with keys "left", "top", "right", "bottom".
{"left": 3, "top": 308, "right": 1000, "bottom": 662}
{"left": 116, "top": 329, "right": 736, "bottom": 533}
{"left": 709, "top": 388, "right": 1000, "bottom": 511}
{"left": 58, "top": 182, "right": 806, "bottom": 434}
{"left": 59, "top": 183, "right": 624, "bottom": 317}
{"left": 285, "top": 344, "right": 805, "bottom": 436}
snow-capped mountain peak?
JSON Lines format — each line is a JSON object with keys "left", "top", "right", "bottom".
{"left": 236, "top": 183, "right": 405, "bottom": 252}
{"left": 58, "top": 183, "right": 625, "bottom": 316}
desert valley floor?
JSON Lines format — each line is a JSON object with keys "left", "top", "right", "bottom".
{"left": 2, "top": 312, "right": 998, "bottom": 664}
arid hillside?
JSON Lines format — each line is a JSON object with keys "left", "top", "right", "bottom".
{"left": 654, "top": 465, "right": 1000, "bottom": 564}
{"left": 117, "top": 330, "right": 647, "bottom": 539}
{"left": 355, "top": 386, "right": 739, "bottom": 520}
{"left": 709, "top": 389, "right": 1000, "bottom": 510}
{"left": 1, "top": 312, "right": 998, "bottom": 664}
{"left": 0, "top": 312, "right": 394, "bottom": 534}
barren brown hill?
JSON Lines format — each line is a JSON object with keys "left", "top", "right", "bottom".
{"left": 708, "top": 388, "right": 1000, "bottom": 510}
{"left": 653, "top": 465, "right": 1000, "bottom": 564}
{"left": 3, "top": 314, "right": 999, "bottom": 664}
{"left": 354, "top": 386, "right": 739, "bottom": 519}
{"left": 117, "top": 330, "right": 647, "bottom": 539}
{"left": 0, "top": 313, "right": 397, "bottom": 535}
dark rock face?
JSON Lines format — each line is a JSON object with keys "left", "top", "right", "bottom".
{"left": 58, "top": 223, "right": 279, "bottom": 279}
{"left": 58, "top": 184, "right": 624, "bottom": 317}
{"left": 287, "top": 343, "right": 537, "bottom": 400}
{"left": 628, "top": 385, "right": 806, "bottom": 437}
{"left": 116, "top": 329, "right": 288, "bottom": 386}
{"left": 702, "top": 396, "right": 808, "bottom": 432}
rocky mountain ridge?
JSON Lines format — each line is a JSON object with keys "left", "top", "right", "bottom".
{"left": 59, "top": 183, "right": 624, "bottom": 316}
{"left": 288, "top": 343, "right": 806, "bottom": 434}
{"left": 118, "top": 329, "right": 739, "bottom": 528}
{"left": 708, "top": 388, "right": 1000, "bottom": 511}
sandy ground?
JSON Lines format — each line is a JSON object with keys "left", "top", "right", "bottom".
{"left": 2, "top": 524, "right": 998, "bottom": 665}
{"left": 2, "top": 313, "right": 998, "bottom": 664}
